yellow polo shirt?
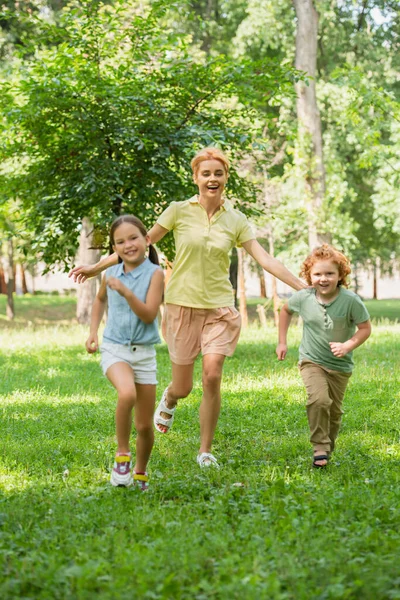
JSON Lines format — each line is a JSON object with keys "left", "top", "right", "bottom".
{"left": 157, "top": 196, "right": 255, "bottom": 308}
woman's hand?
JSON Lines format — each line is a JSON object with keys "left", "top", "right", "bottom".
{"left": 69, "top": 265, "right": 97, "bottom": 283}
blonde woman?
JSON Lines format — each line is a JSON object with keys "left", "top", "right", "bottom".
{"left": 70, "top": 147, "right": 305, "bottom": 468}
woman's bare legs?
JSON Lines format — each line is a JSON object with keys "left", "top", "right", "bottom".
{"left": 160, "top": 354, "right": 226, "bottom": 454}
{"left": 157, "top": 361, "right": 195, "bottom": 432}
{"left": 199, "top": 353, "right": 225, "bottom": 454}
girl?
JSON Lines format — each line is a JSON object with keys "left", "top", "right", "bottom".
{"left": 73, "top": 147, "right": 305, "bottom": 469}
{"left": 276, "top": 244, "right": 371, "bottom": 468}
{"left": 86, "top": 215, "right": 164, "bottom": 489}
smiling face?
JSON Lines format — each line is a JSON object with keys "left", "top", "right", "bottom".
{"left": 310, "top": 259, "right": 341, "bottom": 302}
{"left": 112, "top": 222, "right": 149, "bottom": 269}
{"left": 193, "top": 159, "right": 228, "bottom": 202}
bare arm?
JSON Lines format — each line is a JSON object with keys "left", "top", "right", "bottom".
{"left": 242, "top": 239, "right": 306, "bottom": 291}
{"left": 107, "top": 268, "right": 164, "bottom": 324}
{"left": 276, "top": 303, "right": 294, "bottom": 360}
{"left": 86, "top": 277, "right": 107, "bottom": 353}
{"left": 69, "top": 223, "right": 170, "bottom": 283}
{"left": 330, "top": 320, "right": 372, "bottom": 358}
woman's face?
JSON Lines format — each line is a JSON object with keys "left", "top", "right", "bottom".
{"left": 193, "top": 159, "right": 228, "bottom": 201}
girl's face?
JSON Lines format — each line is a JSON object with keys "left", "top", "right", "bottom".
{"left": 112, "top": 222, "right": 149, "bottom": 268}
{"left": 193, "top": 159, "right": 228, "bottom": 201}
{"left": 310, "top": 259, "right": 340, "bottom": 300}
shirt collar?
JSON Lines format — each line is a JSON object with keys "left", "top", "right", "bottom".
{"left": 115, "top": 258, "right": 150, "bottom": 279}
{"left": 189, "top": 195, "right": 231, "bottom": 211}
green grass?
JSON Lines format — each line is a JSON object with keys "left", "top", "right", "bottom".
{"left": 1, "top": 296, "right": 400, "bottom": 599}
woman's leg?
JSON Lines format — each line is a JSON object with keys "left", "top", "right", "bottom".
{"left": 106, "top": 362, "right": 136, "bottom": 454}
{"left": 157, "top": 361, "right": 195, "bottom": 432}
{"left": 199, "top": 353, "right": 226, "bottom": 454}
{"left": 134, "top": 384, "right": 156, "bottom": 473}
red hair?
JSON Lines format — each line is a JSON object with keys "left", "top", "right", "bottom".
{"left": 190, "top": 147, "right": 230, "bottom": 176}
{"left": 300, "top": 244, "right": 351, "bottom": 287}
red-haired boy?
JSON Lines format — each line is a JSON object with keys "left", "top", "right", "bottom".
{"left": 276, "top": 245, "right": 371, "bottom": 468}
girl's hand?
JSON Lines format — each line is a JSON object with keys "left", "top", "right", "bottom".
{"left": 329, "top": 342, "right": 350, "bottom": 357}
{"left": 86, "top": 334, "right": 99, "bottom": 354}
{"left": 276, "top": 343, "right": 288, "bottom": 360}
{"left": 107, "top": 276, "right": 126, "bottom": 296}
{"left": 69, "top": 265, "right": 97, "bottom": 283}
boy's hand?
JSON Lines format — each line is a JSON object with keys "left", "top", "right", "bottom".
{"left": 86, "top": 334, "right": 99, "bottom": 354}
{"left": 276, "top": 343, "right": 288, "bottom": 360}
{"left": 107, "top": 276, "right": 126, "bottom": 296}
{"left": 329, "top": 341, "right": 350, "bottom": 357}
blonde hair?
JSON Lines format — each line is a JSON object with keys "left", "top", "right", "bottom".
{"left": 190, "top": 147, "right": 230, "bottom": 176}
{"left": 300, "top": 244, "right": 351, "bottom": 288}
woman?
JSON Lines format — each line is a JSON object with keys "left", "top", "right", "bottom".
{"left": 70, "top": 147, "right": 305, "bottom": 469}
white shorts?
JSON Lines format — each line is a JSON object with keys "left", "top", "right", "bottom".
{"left": 100, "top": 342, "right": 157, "bottom": 385}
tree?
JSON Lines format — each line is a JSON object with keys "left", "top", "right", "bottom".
{"left": 0, "top": 0, "right": 301, "bottom": 272}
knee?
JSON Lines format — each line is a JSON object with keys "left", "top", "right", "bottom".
{"left": 312, "top": 394, "right": 332, "bottom": 410}
{"left": 171, "top": 382, "right": 192, "bottom": 400}
{"left": 202, "top": 368, "right": 222, "bottom": 390}
{"left": 118, "top": 390, "right": 136, "bottom": 407}
{"left": 135, "top": 420, "right": 153, "bottom": 436}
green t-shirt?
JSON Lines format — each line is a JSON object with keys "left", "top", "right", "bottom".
{"left": 287, "top": 287, "right": 370, "bottom": 373}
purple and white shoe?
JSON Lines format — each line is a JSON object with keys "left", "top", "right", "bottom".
{"left": 110, "top": 454, "right": 133, "bottom": 487}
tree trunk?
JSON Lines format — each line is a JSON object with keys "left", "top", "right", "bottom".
{"left": 293, "top": 0, "right": 329, "bottom": 248}
{"left": 229, "top": 247, "right": 238, "bottom": 308}
{"left": 76, "top": 217, "right": 101, "bottom": 324}
{"left": 20, "top": 264, "right": 29, "bottom": 294}
{"left": 237, "top": 247, "right": 248, "bottom": 328}
{"left": 258, "top": 267, "right": 267, "bottom": 298}
{"left": 373, "top": 261, "right": 378, "bottom": 300}
{"left": 264, "top": 172, "right": 280, "bottom": 327}
{"left": 3, "top": 238, "right": 15, "bottom": 320}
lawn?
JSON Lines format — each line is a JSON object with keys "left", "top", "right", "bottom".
{"left": 1, "top": 296, "right": 400, "bottom": 599}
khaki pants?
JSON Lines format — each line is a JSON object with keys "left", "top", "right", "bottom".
{"left": 299, "top": 360, "right": 352, "bottom": 454}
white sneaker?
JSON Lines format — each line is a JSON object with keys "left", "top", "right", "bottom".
{"left": 110, "top": 454, "right": 133, "bottom": 487}
{"left": 197, "top": 452, "right": 220, "bottom": 469}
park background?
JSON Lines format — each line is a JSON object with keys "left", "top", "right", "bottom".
{"left": 1, "top": 1, "right": 400, "bottom": 599}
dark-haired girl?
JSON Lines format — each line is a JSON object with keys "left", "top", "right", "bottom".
{"left": 86, "top": 215, "right": 164, "bottom": 489}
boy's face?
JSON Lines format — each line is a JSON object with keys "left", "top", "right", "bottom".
{"left": 310, "top": 259, "right": 340, "bottom": 300}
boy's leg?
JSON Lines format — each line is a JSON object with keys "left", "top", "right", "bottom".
{"left": 300, "top": 362, "right": 332, "bottom": 460}
{"left": 327, "top": 371, "right": 351, "bottom": 452}
{"left": 134, "top": 383, "right": 156, "bottom": 473}
{"left": 106, "top": 362, "right": 136, "bottom": 454}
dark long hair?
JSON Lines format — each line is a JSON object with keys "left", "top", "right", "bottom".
{"left": 109, "top": 215, "right": 159, "bottom": 265}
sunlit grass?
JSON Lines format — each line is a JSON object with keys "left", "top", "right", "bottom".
{"left": 0, "top": 298, "right": 400, "bottom": 598}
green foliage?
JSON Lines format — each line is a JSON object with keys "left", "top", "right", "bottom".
{"left": 0, "top": 297, "right": 400, "bottom": 598}
{"left": 0, "top": 0, "right": 302, "bottom": 268}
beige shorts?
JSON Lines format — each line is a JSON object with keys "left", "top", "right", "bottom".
{"left": 100, "top": 342, "right": 157, "bottom": 385}
{"left": 162, "top": 304, "right": 241, "bottom": 365}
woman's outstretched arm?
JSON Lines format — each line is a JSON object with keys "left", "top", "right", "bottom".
{"left": 242, "top": 239, "right": 306, "bottom": 291}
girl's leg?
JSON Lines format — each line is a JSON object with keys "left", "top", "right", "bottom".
{"left": 134, "top": 384, "right": 156, "bottom": 473}
{"left": 158, "top": 361, "right": 195, "bottom": 432}
{"left": 106, "top": 362, "right": 136, "bottom": 454}
{"left": 199, "top": 353, "right": 226, "bottom": 454}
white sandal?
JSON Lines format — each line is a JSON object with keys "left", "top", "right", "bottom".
{"left": 154, "top": 387, "right": 176, "bottom": 433}
{"left": 197, "top": 452, "right": 220, "bottom": 469}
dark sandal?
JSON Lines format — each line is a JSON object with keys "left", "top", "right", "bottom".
{"left": 312, "top": 454, "right": 329, "bottom": 469}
